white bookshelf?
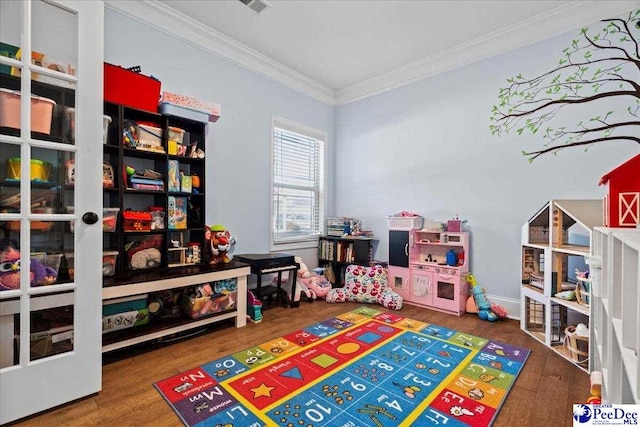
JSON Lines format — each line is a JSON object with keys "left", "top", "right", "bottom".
{"left": 589, "top": 228, "right": 640, "bottom": 404}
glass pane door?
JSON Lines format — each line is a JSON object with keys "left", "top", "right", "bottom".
{"left": 0, "top": 1, "right": 103, "bottom": 423}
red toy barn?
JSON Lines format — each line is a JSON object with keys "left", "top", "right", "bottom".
{"left": 599, "top": 153, "right": 640, "bottom": 228}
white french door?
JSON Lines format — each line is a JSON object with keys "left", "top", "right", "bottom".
{"left": 0, "top": 1, "right": 103, "bottom": 423}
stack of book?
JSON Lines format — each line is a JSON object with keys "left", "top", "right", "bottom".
{"left": 129, "top": 175, "right": 164, "bottom": 191}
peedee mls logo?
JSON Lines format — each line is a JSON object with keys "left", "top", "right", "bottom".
{"left": 573, "top": 404, "right": 639, "bottom": 426}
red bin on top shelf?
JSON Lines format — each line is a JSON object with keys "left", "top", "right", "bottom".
{"left": 103, "top": 63, "right": 160, "bottom": 113}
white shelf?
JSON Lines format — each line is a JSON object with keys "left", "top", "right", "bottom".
{"left": 550, "top": 297, "right": 589, "bottom": 316}
{"left": 591, "top": 228, "right": 640, "bottom": 404}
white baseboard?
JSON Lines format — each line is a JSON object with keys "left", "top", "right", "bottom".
{"left": 484, "top": 294, "right": 521, "bottom": 321}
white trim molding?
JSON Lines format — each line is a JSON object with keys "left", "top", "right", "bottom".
{"left": 106, "top": 1, "right": 639, "bottom": 106}
{"left": 485, "top": 294, "right": 521, "bottom": 321}
{"left": 104, "top": 0, "right": 336, "bottom": 105}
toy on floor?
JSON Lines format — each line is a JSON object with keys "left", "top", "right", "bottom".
{"left": 247, "top": 290, "right": 262, "bottom": 323}
{"left": 466, "top": 274, "right": 508, "bottom": 321}
{"left": 278, "top": 274, "right": 315, "bottom": 306}
{"left": 295, "top": 256, "right": 331, "bottom": 299}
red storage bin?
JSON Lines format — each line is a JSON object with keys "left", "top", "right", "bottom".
{"left": 104, "top": 63, "right": 160, "bottom": 113}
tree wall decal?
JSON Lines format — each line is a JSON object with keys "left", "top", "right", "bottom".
{"left": 490, "top": 9, "right": 640, "bottom": 161}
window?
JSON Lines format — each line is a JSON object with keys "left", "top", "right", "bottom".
{"left": 271, "top": 116, "right": 325, "bottom": 249}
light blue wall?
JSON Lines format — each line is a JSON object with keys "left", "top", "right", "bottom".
{"left": 104, "top": 9, "right": 335, "bottom": 259}
{"left": 106, "top": 8, "right": 639, "bottom": 300}
{"left": 335, "top": 24, "right": 639, "bottom": 300}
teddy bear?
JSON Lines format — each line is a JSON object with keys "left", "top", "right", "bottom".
{"left": 0, "top": 240, "right": 58, "bottom": 290}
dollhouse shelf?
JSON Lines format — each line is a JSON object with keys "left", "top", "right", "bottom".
{"left": 520, "top": 199, "right": 602, "bottom": 373}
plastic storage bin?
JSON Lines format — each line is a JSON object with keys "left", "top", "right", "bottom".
{"left": 102, "top": 251, "right": 119, "bottom": 276}
{"left": 149, "top": 206, "right": 165, "bottom": 230}
{"left": 104, "top": 63, "right": 161, "bottom": 114}
{"left": 6, "top": 158, "right": 52, "bottom": 181}
{"left": 64, "top": 252, "right": 75, "bottom": 280}
{"left": 102, "top": 294, "right": 149, "bottom": 333}
{"left": 160, "top": 102, "right": 209, "bottom": 124}
{"left": 30, "top": 252, "right": 63, "bottom": 285}
{"left": 103, "top": 207, "right": 120, "bottom": 232}
{"left": 63, "top": 108, "right": 111, "bottom": 144}
{"left": 136, "top": 123, "right": 163, "bottom": 151}
{"left": 0, "top": 88, "right": 56, "bottom": 134}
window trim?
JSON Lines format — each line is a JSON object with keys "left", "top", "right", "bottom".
{"left": 270, "top": 115, "right": 327, "bottom": 252}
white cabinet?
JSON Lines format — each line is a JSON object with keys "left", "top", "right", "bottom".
{"left": 520, "top": 199, "right": 602, "bottom": 373}
{"left": 589, "top": 228, "right": 640, "bottom": 404}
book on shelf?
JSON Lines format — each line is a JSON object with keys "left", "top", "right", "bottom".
{"left": 130, "top": 176, "right": 163, "bottom": 185}
{"left": 131, "top": 183, "right": 163, "bottom": 191}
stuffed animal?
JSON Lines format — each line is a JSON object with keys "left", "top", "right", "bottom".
{"left": 0, "top": 240, "right": 57, "bottom": 290}
{"left": 466, "top": 274, "right": 508, "bottom": 321}
{"left": 205, "top": 224, "right": 236, "bottom": 265}
{"left": 295, "top": 256, "right": 331, "bottom": 299}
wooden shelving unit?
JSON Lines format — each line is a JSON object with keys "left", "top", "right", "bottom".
{"left": 101, "top": 103, "right": 249, "bottom": 352}
{"left": 318, "top": 236, "right": 374, "bottom": 286}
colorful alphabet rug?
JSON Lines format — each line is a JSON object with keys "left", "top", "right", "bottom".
{"left": 154, "top": 306, "right": 530, "bottom": 426}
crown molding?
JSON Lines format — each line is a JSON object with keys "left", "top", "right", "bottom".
{"left": 104, "top": 0, "right": 336, "bottom": 106}
{"left": 105, "top": 1, "right": 639, "bottom": 107}
{"left": 335, "top": 1, "right": 640, "bottom": 105}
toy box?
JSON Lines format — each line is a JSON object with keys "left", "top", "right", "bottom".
{"left": 160, "top": 91, "right": 220, "bottom": 122}
{"left": 102, "top": 294, "right": 149, "bottom": 333}
{"left": 0, "top": 88, "right": 56, "bottom": 134}
{"left": 168, "top": 196, "right": 187, "bottom": 229}
{"left": 182, "top": 280, "right": 237, "bottom": 319}
{"left": 104, "top": 63, "right": 161, "bottom": 113}
{"left": 122, "top": 210, "right": 152, "bottom": 232}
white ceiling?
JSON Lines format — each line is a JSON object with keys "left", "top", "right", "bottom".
{"left": 109, "top": 0, "right": 639, "bottom": 105}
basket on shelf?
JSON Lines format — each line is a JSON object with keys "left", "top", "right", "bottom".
{"left": 575, "top": 279, "right": 590, "bottom": 307}
{"left": 386, "top": 216, "right": 423, "bottom": 230}
{"left": 564, "top": 325, "right": 589, "bottom": 367}
{"left": 529, "top": 273, "right": 544, "bottom": 290}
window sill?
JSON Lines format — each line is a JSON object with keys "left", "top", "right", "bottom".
{"left": 270, "top": 239, "right": 319, "bottom": 252}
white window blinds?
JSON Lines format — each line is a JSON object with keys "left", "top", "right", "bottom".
{"left": 272, "top": 117, "right": 325, "bottom": 246}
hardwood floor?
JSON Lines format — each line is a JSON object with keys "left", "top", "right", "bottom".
{"left": 9, "top": 302, "right": 589, "bottom": 426}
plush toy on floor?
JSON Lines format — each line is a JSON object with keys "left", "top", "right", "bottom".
{"left": 294, "top": 256, "right": 331, "bottom": 299}
{"left": 278, "top": 274, "right": 315, "bottom": 306}
{"left": 466, "top": 274, "right": 508, "bottom": 321}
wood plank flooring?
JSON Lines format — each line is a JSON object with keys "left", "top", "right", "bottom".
{"left": 8, "top": 302, "right": 589, "bottom": 426}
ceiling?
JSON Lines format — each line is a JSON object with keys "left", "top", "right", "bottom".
{"left": 109, "top": 0, "right": 638, "bottom": 105}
